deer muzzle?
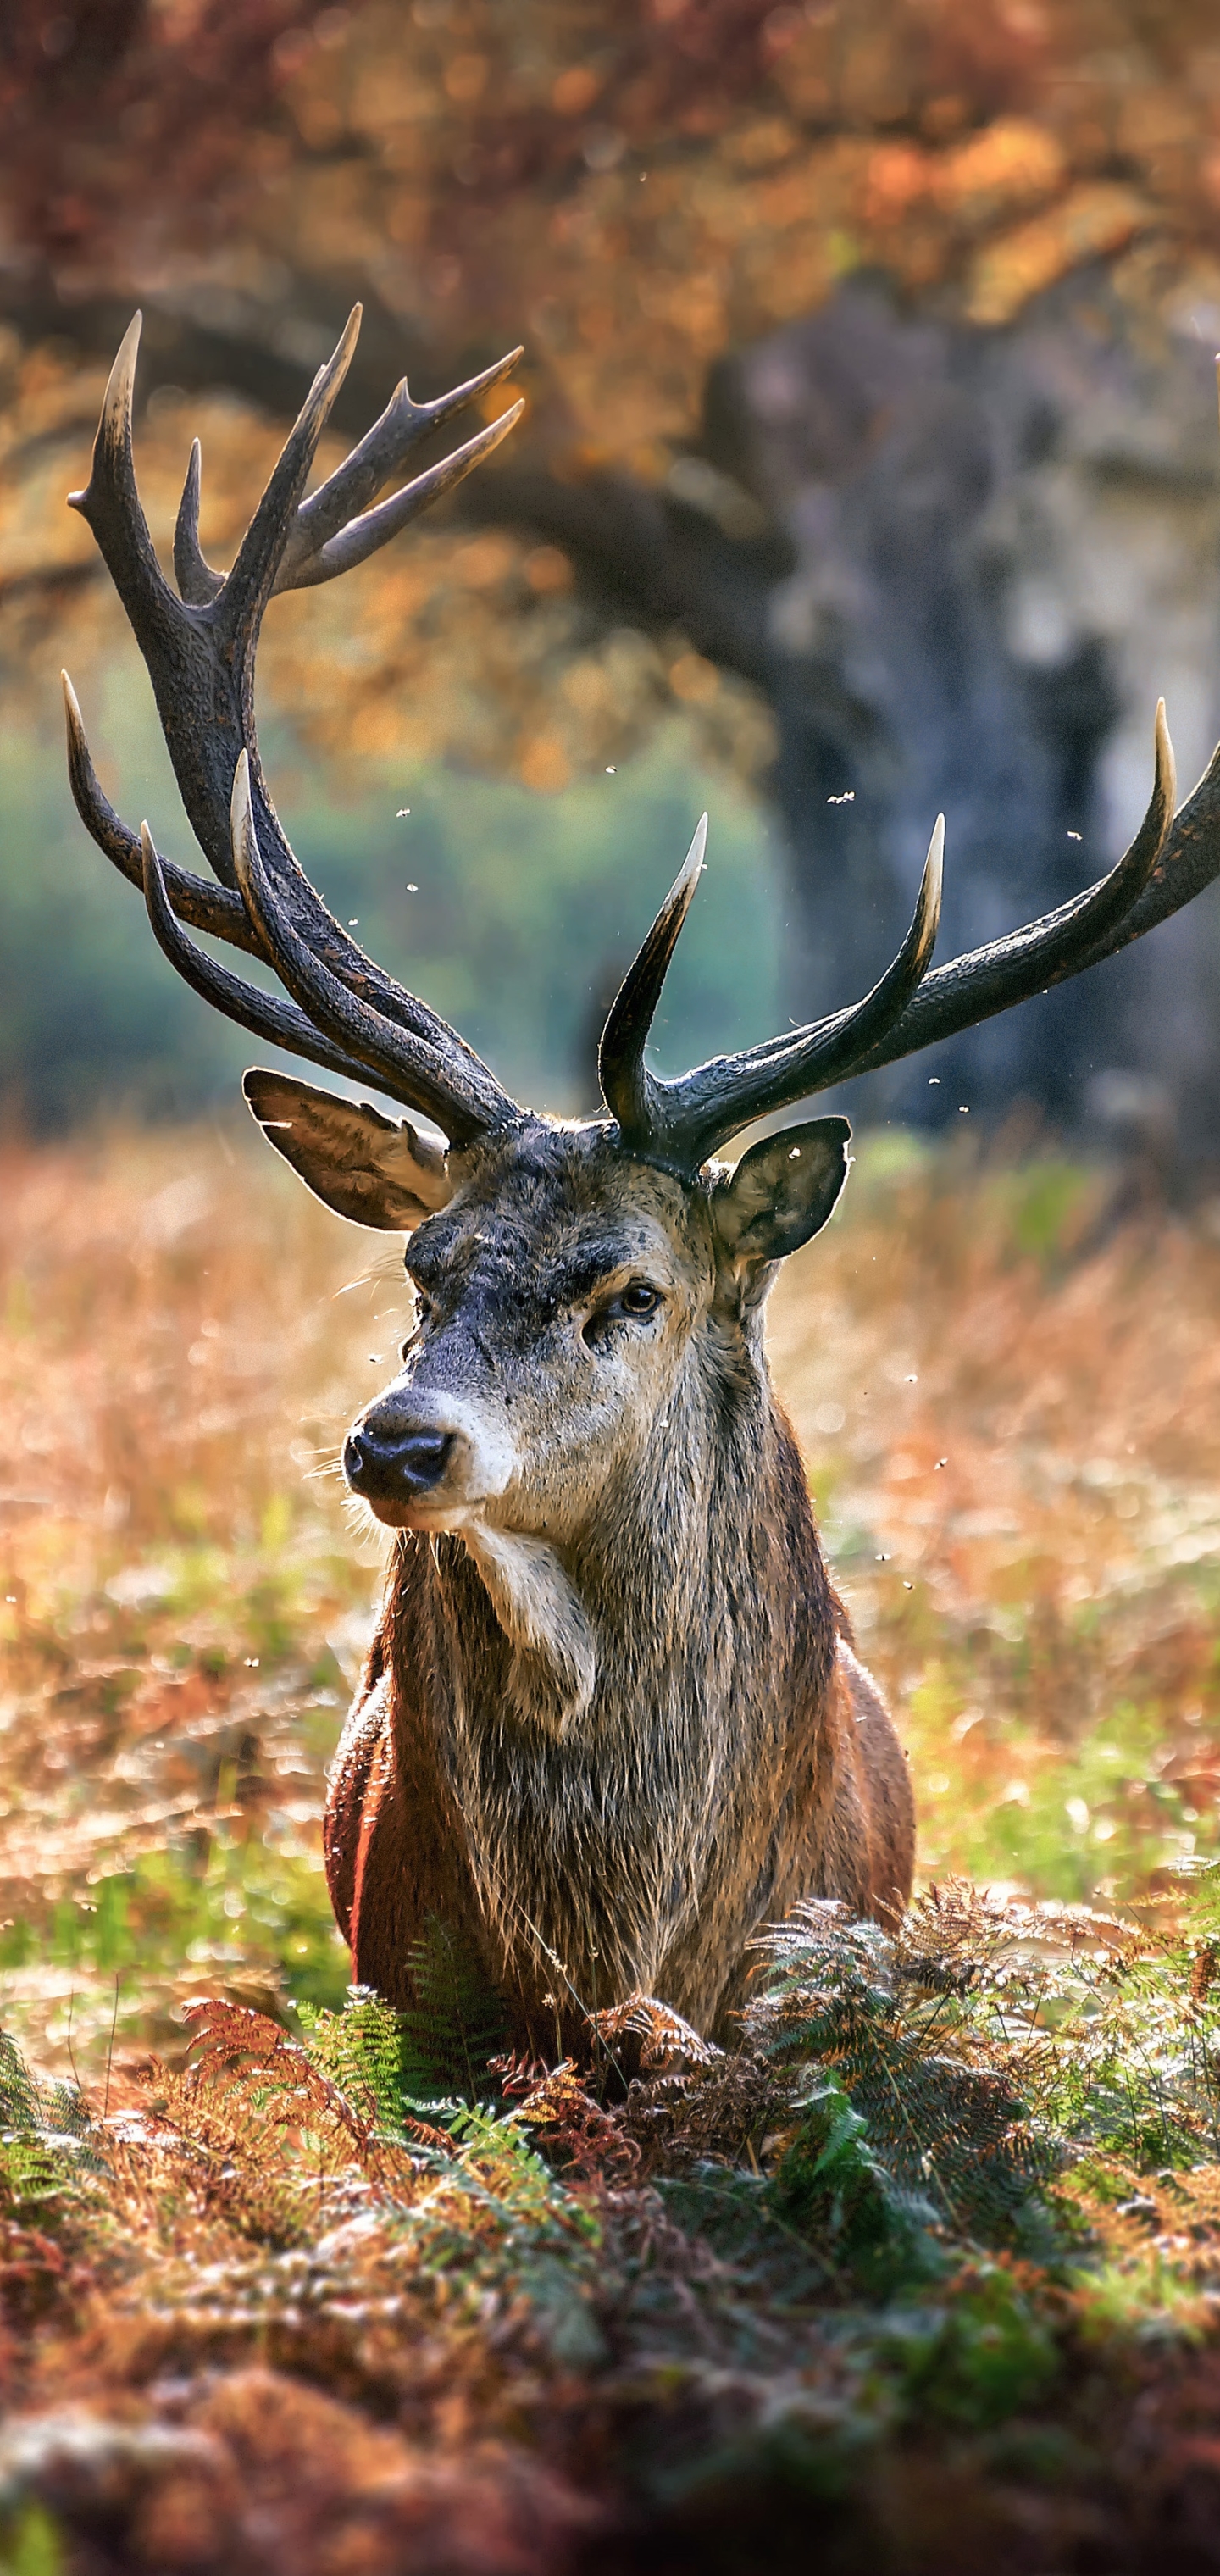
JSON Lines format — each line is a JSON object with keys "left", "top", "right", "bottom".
{"left": 343, "top": 1388, "right": 515, "bottom": 1527}
{"left": 345, "top": 1421, "right": 454, "bottom": 1502}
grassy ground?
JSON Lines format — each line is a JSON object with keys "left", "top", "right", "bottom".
{"left": 3, "top": 1119, "right": 1220, "bottom": 2573}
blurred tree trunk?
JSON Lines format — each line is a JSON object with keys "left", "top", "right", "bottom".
{"left": 6, "top": 0, "right": 1220, "bottom": 1149}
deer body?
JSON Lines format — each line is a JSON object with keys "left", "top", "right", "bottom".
{"left": 63, "top": 302, "right": 1203, "bottom": 2045}
{"left": 329, "top": 1571, "right": 907, "bottom": 2047}
{"left": 318, "top": 1124, "right": 913, "bottom": 2038}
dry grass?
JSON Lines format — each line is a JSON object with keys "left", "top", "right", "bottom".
{"left": 0, "top": 1119, "right": 401, "bottom": 2074}
{"left": 775, "top": 1135, "right": 1220, "bottom": 1901}
{"left": 2, "top": 1120, "right": 1218, "bottom": 2080}
{"left": 3, "top": 1119, "right": 1220, "bottom": 2572}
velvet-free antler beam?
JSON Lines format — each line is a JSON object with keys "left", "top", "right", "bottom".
{"left": 64, "top": 306, "right": 525, "bottom": 1143}
{"left": 818, "top": 702, "right": 1187, "bottom": 1086}
{"left": 139, "top": 820, "right": 370, "bottom": 1090}
{"left": 597, "top": 701, "right": 1177, "bottom": 1173}
{"left": 601, "top": 813, "right": 944, "bottom": 1171}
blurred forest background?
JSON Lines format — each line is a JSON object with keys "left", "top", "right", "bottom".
{"left": 8, "top": 19, "right": 1220, "bottom": 2565}
{"left": 5, "top": 0, "right": 1220, "bottom": 1142}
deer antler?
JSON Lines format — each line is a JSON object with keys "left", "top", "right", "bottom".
{"left": 599, "top": 701, "right": 1179, "bottom": 1174}
{"left": 64, "top": 307, "right": 525, "bottom": 1143}
{"left": 65, "top": 308, "right": 1220, "bottom": 1180}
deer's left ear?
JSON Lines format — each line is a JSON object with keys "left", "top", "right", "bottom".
{"left": 243, "top": 1069, "right": 452, "bottom": 1230}
{"left": 711, "top": 1116, "right": 851, "bottom": 1264}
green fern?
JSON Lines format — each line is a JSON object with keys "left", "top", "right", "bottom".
{"left": 0, "top": 2031, "right": 91, "bottom": 2140}
{"left": 0, "top": 2029, "right": 100, "bottom": 2211}
{"left": 748, "top": 1901, "right": 1057, "bottom": 2249}
{"left": 297, "top": 1924, "right": 509, "bottom": 2140}
{"left": 297, "top": 1985, "right": 413, "bottom": 2133}
{"left": 397, "top": 1917, "right": 510, "bottom": 2107}
{"left": 771, "top": 2069, "right": 940, "bottom": 2285}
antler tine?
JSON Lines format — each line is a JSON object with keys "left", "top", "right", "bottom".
{"left": 67, "top": 307, "right": 530, "bottom": 1144}
{"left": 836, "top": 698, "right": 1177, "bottom": 1088}
{"left": 68, "top": 312, "right": 181, "bottom": 652}
{"left": 278, "top": 401, "right": 524, "bottom": 592}
{"left": 174, "top": 439, "right": 224, "bottom": 608}
{"left": 710, "top": 813, "right": 945, "bottom": 1089}
{"left": 600, "top": 816, "right": 707, "bottom": 1140}
{"left": 62, "top": 671, "right": 260, "bottom": 954}
{"left": 140, "top": 821, "right": 373, "bottom": 1089}
{"left": 609, "top": 702, "right": 1179, "bottom": 1175}
{"left": 276, "top": 343, "right": 524, "bottom": 591}
{"left": 229, "top": 755, "right": 520, "bottom": 1143}
{"left": 603, "top": 813, "right": 944, "bottom": 1172}
{"left": 219, "top": 304, "right": 362, "bottom": 641}
{"left": 69, "top": 304, "right": 359, "bottom": 757}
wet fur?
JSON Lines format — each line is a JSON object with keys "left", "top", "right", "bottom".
{"left": 323, "top": 1124, "right": 914, "bottom": 2047}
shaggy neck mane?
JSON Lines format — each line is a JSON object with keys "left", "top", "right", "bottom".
{"left": 385, "top": 1327, "right": 840, "bottom": 2019}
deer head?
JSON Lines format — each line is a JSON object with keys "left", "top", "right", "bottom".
{"left": 64, "top": 308, "right": 1209, "bottom": 1639}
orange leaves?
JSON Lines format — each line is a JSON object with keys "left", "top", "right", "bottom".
{"left": 517, "top": 736, "right": 571, "bottom": 792}
{"left": 935, "top": 116, "right": 1065, "bottom": 226}
{"left": 6, "top": 0, "right": 1220, "bottom": 598}
{"left": 524, "top": 545, "right": 573, "bottom": 596}
{"left": 862, "top": 118, "right": 1067, "bottom": 247}
{"left": 444, "top": 53, "right": 490, "bottom": 107}
{"left": 667, "top": 650, "right": 720, "bottom": 705}
{"left": 966, "top": 182, "right": 1151, "bottom": 325}
{"left": 182, "top": 1998, "right": 376, "bottom": 2153}
{"left": 552, "top": 65, "right": 602, "bottom": 119}
{"left": 452, "top": 535, "right": 520, "bottom": 592}
{"left": 11, "top": 7, "right": 1220, "bottom": 799}
{"left": 494, "top": 2054, "right": 640, "bottom": 2183}
{"left": 862, "top": 142, "right": 929, "bottom": 228}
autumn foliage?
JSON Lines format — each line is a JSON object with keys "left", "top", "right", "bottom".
{"left": 3, "top": 1124, "right": 1220, "bottom": 2562}
{"left": 7, "top": 1, "right": 1220, "bottom": 786}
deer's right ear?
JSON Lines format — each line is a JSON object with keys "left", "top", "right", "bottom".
{"left": 242, "top": 1070, "right": 452, "bottom": 1231}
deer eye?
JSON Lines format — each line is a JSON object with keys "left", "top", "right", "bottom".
{"left": 582, "top": 1279, "right": 664, "bottom": 1349}
{"left": 586, "top": 1280, "right": 662, "bottom": 1337}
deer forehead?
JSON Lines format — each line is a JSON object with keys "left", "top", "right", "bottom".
{"left": 409, "top": 1124, "right": 714, "bottom": 1309}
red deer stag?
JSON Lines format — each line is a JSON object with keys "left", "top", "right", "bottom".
{"left": 64, "top": 307, "right": 1206, "bottom": 2045}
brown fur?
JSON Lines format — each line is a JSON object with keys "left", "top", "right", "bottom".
{"left": 319, "top": 1120, "right": 914, "bottom": 2047}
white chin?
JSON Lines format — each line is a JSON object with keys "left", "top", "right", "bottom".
{"left": 374, "top": 1495, "right": 484, "bottom": 1534}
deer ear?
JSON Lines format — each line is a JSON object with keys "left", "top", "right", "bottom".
{"left": 242, "top": 1070, "right": 452, "bottom": 1231}
{"left": 712, "top": 1116, "right": 851, "bottom": 1264}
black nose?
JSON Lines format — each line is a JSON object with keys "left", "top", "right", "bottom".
{"left": 344, "top": 1424, "right": 455, "bottom": 1503}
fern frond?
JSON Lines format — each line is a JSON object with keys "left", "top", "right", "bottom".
{"left": 505, "top": 2061, "right": 640, "bottom": 2184}
{"left": 589, "top": 1992, "right": 722, "bottom": 2069}
{"left": 398, "top": 1919, "right": 509, "bottom": 2105}
{"left": 183, "top": 1999, "right": 373, "bottom": 2151}
{"left": 746, "top": 1896, "right": 1059, "bottom": 2243}
{"left": 297, "top": 1986, "right": 414, "bottom": 2134}
{"left": 0, "top": 2030, "right": 103, "bottom": 2210}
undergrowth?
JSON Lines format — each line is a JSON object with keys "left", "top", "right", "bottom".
{"left": 7, "top": 1130, "right": 1220, "bottom": 2564}
{"left": 2, "top": 1878, "right": 1220, "bottom": 2564}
